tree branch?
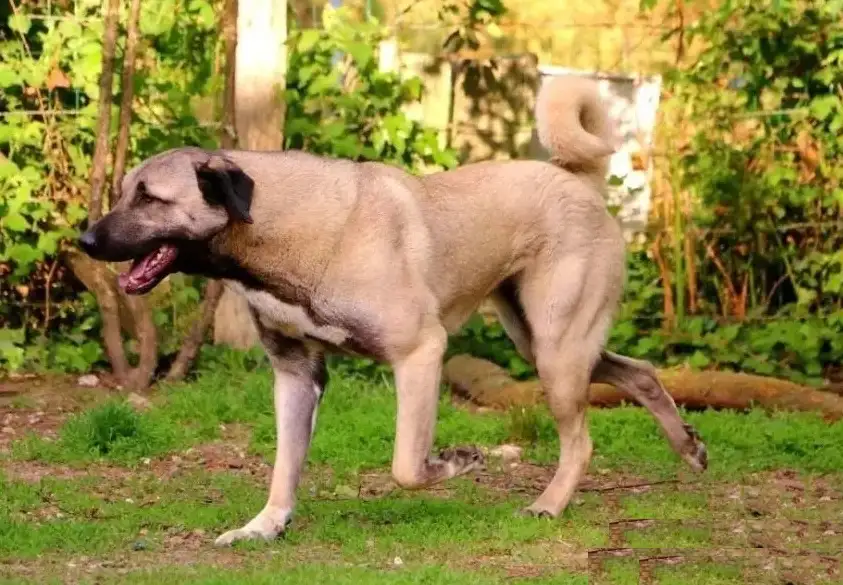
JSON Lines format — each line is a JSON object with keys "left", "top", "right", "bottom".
{"left": 110, "top": 0, "right": 143, "bottom": 204}
{"left": 165, "top": 280, "right": 224, "bottom": 382}
{"left": 166, "top": 0, "right": 238, "bottom": 381}
{"left": 88, "top": 0, "right": 121, "bottom": 223}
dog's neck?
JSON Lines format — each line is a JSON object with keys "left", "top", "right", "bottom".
{"left": 180, "top": 224, "right": 319, "bottom": 310}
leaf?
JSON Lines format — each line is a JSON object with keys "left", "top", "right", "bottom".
{"left": 795, "top": 287, "right": 817, "bottom": 306}
{"left": 3, "top": 212, "right": 29, "bottom": 232}
{"left": 0, "top": 160, "right": 20, "bottom": 179}
{"left": 8, "top": 13, "right": 32, "bottom": 34}
{"left": 0, "top": 66, "right": 20, "bottom": 88}
{"left": 297, "top": 30, "right": 322, "bottom": 53}
{"left": 6, "top": 243, "right": 42, "bottom": 267}
{"left": 189, "top": 0, "right": 215, "bottom": 29}
{"left": 36, "top": 231, "right": 63, "bottom": 255}
{"left": 346, "top": 42, "right": 373, "bottom": 69}
{"left": 46, "top": 67, "right": 71, "bottom": 91}
{"left": 688, "top": 351, "right": 712, "bottom": 369}
{"left": 809, "top": 95, "right": 838, "bottom": 121}
{"left": 308, "top": 74, "right": 339, "bottom": 95}
{"left": 0, "top": 328, "right": 25, "bottom": 344}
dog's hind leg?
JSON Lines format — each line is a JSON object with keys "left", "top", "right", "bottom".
{"left": 215, "top": 331, "right": 326, "bottom": 546}
{"left": 591, "top": 351, "right": 707, "bottom": 471}
{"left": 390, "top": 321, "right": 484, "bottom": 489}
{"left": 515, "top": 256, "right": 608, "bottom": 518}
{"left": 492, "top": 283, "right": 707, "bottom": 474}
{"left": 489, "top": 277, "right": 535, "bottom": 364}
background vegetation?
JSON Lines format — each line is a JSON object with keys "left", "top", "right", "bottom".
{"left": 1, "top": 0, "right": 843, "bottom": 389}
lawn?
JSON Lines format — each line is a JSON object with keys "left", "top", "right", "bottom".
{"left": 1, "top": 350, "right": 841, "bottom": 584}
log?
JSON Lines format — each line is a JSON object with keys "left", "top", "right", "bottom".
{"left": 443, "top": 354, "right": 843, "bottom": 422}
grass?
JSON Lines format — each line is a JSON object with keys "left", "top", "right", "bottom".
{"left": 1, "top": 351, "right": 842, "bottom": 583}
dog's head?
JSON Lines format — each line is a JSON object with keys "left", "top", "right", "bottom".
{"left": 78, "top": 147, "right": 254, "bottom": 295}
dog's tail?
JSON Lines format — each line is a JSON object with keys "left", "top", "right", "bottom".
{"left": 534, "top": 75, "right": 614, "bottom": 178}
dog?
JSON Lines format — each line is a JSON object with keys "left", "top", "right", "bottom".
{"left": 79, "top": 75, "right": 707, "bottom": 546}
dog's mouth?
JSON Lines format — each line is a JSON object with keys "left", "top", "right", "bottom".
{"left": 118, "top": 244, "right": 179, "bottom": 295}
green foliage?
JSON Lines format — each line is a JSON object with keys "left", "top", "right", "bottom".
{"left": 285, "top": 7, "right": 458, "bottom": 172}
{"left": 447, "top": 315, "right": 535, "bottom": 379}
{"left": 660, "top": 0, "right": 843, "bottom": 316}
{"left": 13, "top": 398, "right": 179, "bottom": 463}
{"left": 0, "top": 0, "right": 220, "bottom": 374}
{"left": 11, "top": 355, "right": 843, "bottom": 476}
{"left": 452, "top": 247, "right": 843, "bottom": 386}
{"left": 0, "top": 3, "right": 458, "bottom": 375}
{"left": 440, "top": 0, "right": 508, "bottom": 53}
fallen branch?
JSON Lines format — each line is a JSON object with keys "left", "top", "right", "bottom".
{"left": 443, "top": 355, "right": 843, "bottom": 421}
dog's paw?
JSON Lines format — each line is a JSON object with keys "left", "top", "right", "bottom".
{"left": 681, "top": 423, "right": 708, "bottom": 472}
{"left": 213, "top": 507, "right": 292, "bottom": 547}
{"left": 517, "top": 505, "right": 558, "bottom": 519}
{"left": 439, "top": 445, "right": 485, "bottom": 476}
{"left": 214, "top": 527, "right": 275, "bottom": 547}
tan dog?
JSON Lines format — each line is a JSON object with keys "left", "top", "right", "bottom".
{"left": 79, "top": 76, "right": 707, "bottom": 546}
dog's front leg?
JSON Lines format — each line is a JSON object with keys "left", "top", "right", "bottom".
{"left": 215, "top": 338, "right": 325, "bottom": 547}
{"left": 390, "top": 325, "right": 484, "bottom": 489}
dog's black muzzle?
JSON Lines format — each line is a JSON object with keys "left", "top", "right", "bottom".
{"left": 77, "top": 216, "right": 154, "bottom": 263}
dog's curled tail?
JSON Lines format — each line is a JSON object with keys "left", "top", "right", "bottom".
{"left": 534, "top": 75, "right": 614, "bottom": 178}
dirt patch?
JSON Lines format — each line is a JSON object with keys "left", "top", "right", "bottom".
{"left": 0, "top": 373, "right": 119, "bottom": 453}
{"left": 0, "top": 408, "right": 70, "bottom": 452}
{"left": 146, "top": 436, "right": 268, "bottom": 482}
{"left": 588, "top": 547, "right": 840, "bottom": 584}
{"left": 473, "top": 460, "right": 661, "bottom": 497}
{"left": 2, "top": 461, "right": 94, "bottom": 483}
{"left": 0, "top": 548, "right": 248, "bottom": 583}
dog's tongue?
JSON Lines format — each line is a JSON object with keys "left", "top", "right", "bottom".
{"left": 118, "top": 244, "right": 178, "bottom": 293}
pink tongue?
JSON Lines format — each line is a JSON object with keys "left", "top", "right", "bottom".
{"left": 117, "top": 244, "right": 177, "bottom": 291}
{"left": 118, "top": 251, "right": 157, "bottom": 290}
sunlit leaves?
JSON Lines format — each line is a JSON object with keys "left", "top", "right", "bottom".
{"left": 284, "top": 7, "right": 457, "bottom": 174}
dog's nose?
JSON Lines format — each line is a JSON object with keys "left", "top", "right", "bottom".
{"left": 78, "top": 230, "right": 98, "bottom": 255}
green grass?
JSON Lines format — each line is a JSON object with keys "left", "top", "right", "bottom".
{"left": 84, "top": 564, "right": 588, "bottom": 585}
{"left": 11, "top": 355, "right": 843, "bottom": 477}
{"left": 1, "top": 353, "right": 841, "bottom": 583}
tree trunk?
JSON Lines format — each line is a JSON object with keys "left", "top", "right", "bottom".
{"left": 165, "top": 0, "right": 238, "bottom": 381}
{"left": 87, "top": 0, "right": 120, "bottom": 224}
{"left": 67, "top": 0, "right": 127, "bottom": 383}
{"left": 164, "top": 280, "right": 225, "bottom": 381}
{"left": 114, "top": 0, "right": 157, "bottom": 391}
{"left": 213, "top": 0, "right": 287, "bottom": 349}
{"left": 443, "top": 355, "right": 843, "bottom": 422}
{"left": 110, "top": 0, "right": 143, "bottom": 204}
{"left": 65, "top": 251, "right": 130, "bottom": 380}
{"left": 68, "top": 0, "right": 156, "bottom": 391}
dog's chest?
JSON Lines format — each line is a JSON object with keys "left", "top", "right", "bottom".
{"left": 225, "top": 282, "right": 350, "bottom": 346}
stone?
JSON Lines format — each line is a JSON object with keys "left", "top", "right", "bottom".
{"left": 489, "top": 444, "right": 523, "bottom": 463}
{"left": 76, "top": 374, "right": 100, "bottom": 387}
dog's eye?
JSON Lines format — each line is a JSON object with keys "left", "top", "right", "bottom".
{"left": 136, "top": 183, "right": 160, "bottom": 205}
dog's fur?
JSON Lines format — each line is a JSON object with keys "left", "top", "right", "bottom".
{"left": 80, "top": 75, "right": 707, "bottom": 546}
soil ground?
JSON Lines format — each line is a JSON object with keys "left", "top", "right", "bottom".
{"left": 1, "top": 364, "right": 841, "bottom": 584}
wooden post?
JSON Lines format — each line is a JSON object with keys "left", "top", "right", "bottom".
{"left": 213, "top": 0, "right": 288, "bottom": 349}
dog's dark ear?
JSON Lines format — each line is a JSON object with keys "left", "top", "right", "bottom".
{"left": 194, "top": 155, "right": 255, "bottom": 224}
